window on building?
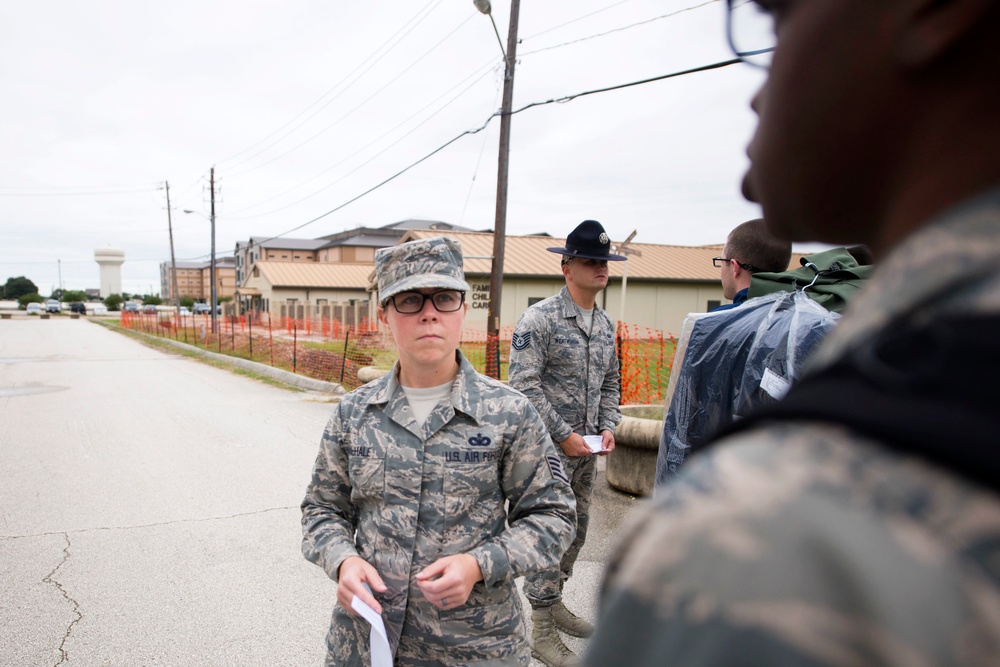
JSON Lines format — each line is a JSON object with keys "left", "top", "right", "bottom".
{"left": 528, "top": 297, "right": 544, "bottom": 307}
{"left": 706, "top": 300, "right": 721, "bottom": 311}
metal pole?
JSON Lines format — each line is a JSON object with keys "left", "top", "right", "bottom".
{"left": 165, "top": 181, "right": 180, "bottom": 315}
{"left": 210, "top": 167, "right": 218, "bottom": 335}
{"left": 485, "top": 0, "right": 520, "bottom": 379}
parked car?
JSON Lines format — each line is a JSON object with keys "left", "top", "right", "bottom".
{"left": 192, "top": 303, "right": 211, "bottom": 315}
{"left": 69, "top": 302, "right": 86, "bottom": 314}
{"left": 26, "top": 302, "right": 43, "bottom": 315}
{"left": 142, "top": 304, "right": 158, "bottom": 314}
{"left": 91, "top": 305, "right": 109, "bottom": 316}
{"left": 45, "top": 299, "right": 62, "bottom": 313}
{"left": 123, "top": 302, "right": 140, "bottom": 313}
{"left": 178, "top": 306, "right": 191, "bottom": 316}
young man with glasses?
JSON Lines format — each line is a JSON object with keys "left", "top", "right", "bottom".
{"left": 711, "top": 218, "right": 791, "bottom": 311}
{"left": 586, "top": 0, "right": 1000, "bottom": 664}
{"left": 508, "top": 220, "right": 626, "bottom": 667}
{"left": 302, "top": 236, "right": 576, "bottom": 666}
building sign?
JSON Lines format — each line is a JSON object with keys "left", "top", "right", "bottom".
{"left": 470, "top": 282, "right": 490, "bottom": 310}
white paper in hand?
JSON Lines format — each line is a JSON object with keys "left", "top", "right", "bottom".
{"left": 583, "top": 435, "right": 604, "bottom": 453}
{"left": 351, "top": 587, "right": 392, "bottom": 667}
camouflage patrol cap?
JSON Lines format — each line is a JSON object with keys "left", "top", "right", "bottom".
{"left": 375, "top": 236, "right": 472, "bottom": 303}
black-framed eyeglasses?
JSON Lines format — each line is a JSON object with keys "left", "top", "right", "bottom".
{"left": 385, "top": 289, "right": 465, "bottom": 314}
{"left": 726, "top": 0, "right": 775, "bottom": 69}
{"left": 713, "top": 256, "right": 760, "bottom": 272}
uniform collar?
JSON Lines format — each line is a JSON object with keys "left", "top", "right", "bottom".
{"left": 363, "top": 350, "right": 485, "bottom": 425}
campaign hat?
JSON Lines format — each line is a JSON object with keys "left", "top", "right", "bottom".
{"left": 547, "top": 220, "right": 627, "bottom": 261}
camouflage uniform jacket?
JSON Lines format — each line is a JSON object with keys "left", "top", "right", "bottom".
{"left": 584, "top": 187, "right": 1000, "bottom": 666}
{"left": 508, "top": 286, "right": 622, "bottom": 444}
{"left": 302, "top": 351, "right": 577, "bottom": 666}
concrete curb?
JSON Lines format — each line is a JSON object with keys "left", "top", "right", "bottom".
{"left": 123, "top": 326, "right": 347, "bottom": 396}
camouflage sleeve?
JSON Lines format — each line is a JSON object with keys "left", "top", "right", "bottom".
{"left": 508, "top": 311, "right": 574, "bottom": 444}
{"left": 300, "top": 401, "right": 361, "bottom": 581}
{"left": 468, "top": 398, "right": 576, "bottom": 587}
{"left": 599, "top": 321, "right": 622, "bottom": 434}
{"left": 587, "top": 425, "right": 990, "bottom": 666}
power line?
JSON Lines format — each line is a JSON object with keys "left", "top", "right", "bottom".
{"left": 248, "top": 57, "right": 742, "bottom": 245}
{"left": 217, "top": 0, "right": 446, "bottom": 173}
{"left": 0, "top": 183, "right": 161, "bottom": 197}
{"left": 521, "top": 1, "right": 720, "bottom": 57}
{"left": 221, "top": 64, "right": 497, "bottom": 219}
{"left": 222, "top": 12, "right": 477, "bottom": 179}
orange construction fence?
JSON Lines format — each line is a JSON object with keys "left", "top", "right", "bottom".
{"left": 119, "top": 312, "right": 676, "bottom": 405}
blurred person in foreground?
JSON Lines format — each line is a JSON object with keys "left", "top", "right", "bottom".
{"left": 509, "top": 220, "right": 625, "bottom": 667}
{"left": 585, "top": 0, "right": 1000, "bottom": 664}
{"left": 301, "top": 236, "right": 576, "bottom": 666}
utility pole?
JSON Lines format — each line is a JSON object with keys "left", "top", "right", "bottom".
{"left": 165, "top": 181, "right": 180, "bottom": 315}
{"left": 484, "top": 0, "right": 520, "bottom": 379}
{"left": 210, "top": 167, "right": 218, "bottom": 334}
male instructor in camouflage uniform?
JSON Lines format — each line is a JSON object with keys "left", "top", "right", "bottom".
{"left": 509, "top": 220, "right": 625, "bottom": 667}
{"left": 585, "top": 0, "right": 1000, "bottom": 664}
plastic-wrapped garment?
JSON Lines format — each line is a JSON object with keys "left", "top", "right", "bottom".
{"left": 654, "top": 290, "right": 840, "bottom": 491}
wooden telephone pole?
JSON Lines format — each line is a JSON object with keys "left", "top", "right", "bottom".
{"left": 484, "top": 0, "right": 520, "bottom": 379}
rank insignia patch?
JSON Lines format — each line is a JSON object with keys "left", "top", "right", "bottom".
{"left": 546, "top": 455, "right": 570, "bottom": 484}
{"left": 511, "top": 331, "right": 531, "bottom": 351}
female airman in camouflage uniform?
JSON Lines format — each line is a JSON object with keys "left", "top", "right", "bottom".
{"left": 302, "top": 236, "right": 577, "bottom": 666}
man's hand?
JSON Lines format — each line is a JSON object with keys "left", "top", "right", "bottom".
{"left": 415, "top": 554, "right": 483, "bottom": 610}
{"left": 337, "top": 556, "right": 387, "bottom": 615}
{"left": 559, "top": 432, "right": 593, "bottom": 457}
{"left": 598, "top": 429, "right": 616, "bottom": 455}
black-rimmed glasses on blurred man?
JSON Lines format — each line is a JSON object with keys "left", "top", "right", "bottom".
{"left": 726, "top": 0, "right": 776, "bottom": 68}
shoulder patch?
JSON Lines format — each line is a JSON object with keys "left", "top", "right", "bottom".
{"left": 546, "top": 454, "right": 570, "bottom": 485}
{"left": 511, "top": 331, "right": 531, "bottom": 351}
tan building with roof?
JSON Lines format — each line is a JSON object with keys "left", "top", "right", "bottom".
{"left": 234, "top": 228, "right": 801, "bottom": 337}
{"left": 397, "top": 230, "right": 753, "bottom": 336}
{"left": 237, "top": 261, "right": 374, "bottom": 323}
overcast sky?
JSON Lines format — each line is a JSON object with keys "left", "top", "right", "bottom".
{"left": 1, "top": 0, "right": 790, "bottom": 296}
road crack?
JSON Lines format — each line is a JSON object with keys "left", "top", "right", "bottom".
{"left": 42, "top": 533, "right": 82, "bottom": 666}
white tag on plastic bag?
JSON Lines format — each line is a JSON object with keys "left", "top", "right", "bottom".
{"left": 760, "top": 367, "right": 791, "bottom": 400}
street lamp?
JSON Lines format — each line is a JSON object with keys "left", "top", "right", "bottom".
{"left": 475, "top": 0, "right": 521, "bottom": 378}
{"left": 183, "top": 208, "right": 218, "bottom": 334}
{"left": 473, "top": 0, "right": 507, "bottom": 64}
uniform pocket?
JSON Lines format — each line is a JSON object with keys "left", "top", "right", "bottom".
{"left": 443, "top": 449, "right": 501, "bottom": 520}
{"left": 349, "top": 456, "right": 385, "bottom": 503}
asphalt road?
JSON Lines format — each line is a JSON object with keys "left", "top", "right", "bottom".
{"left": 0, "top": 317, "right": 642, "bottom": 666}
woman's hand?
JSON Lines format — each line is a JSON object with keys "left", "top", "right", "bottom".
{"left": 415, "top": 554, "right": 483, "bottom": 610}
{"left": 337, "top": 556, "right": 387, "bottom": 615}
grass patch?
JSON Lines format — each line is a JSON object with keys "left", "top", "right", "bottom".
{"left": 98, "top": 320, "right": 307, "bottom": 393}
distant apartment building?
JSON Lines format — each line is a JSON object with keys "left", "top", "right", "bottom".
{"left": 160, "top": 256, "right": 236, "bottom": 303}
{"left": 231, "top": 220, "right": 478, "bottom": 315}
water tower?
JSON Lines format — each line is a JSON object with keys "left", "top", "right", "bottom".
{"left": 94, "top": 247, "right": 125, "bottom": 297}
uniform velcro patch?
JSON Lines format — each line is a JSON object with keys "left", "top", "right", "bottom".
{"left": 511, "top": 331, "right": 531, "bottom": 351}
{"left": 546, "top": 454, "right": 569, "bottom": 484}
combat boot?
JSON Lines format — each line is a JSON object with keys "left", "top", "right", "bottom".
{"left": 550, "top": 600, "right": 594, "bottom": 638}
{"left": 529, "top": 606, "right": 580, "bottom": 667}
